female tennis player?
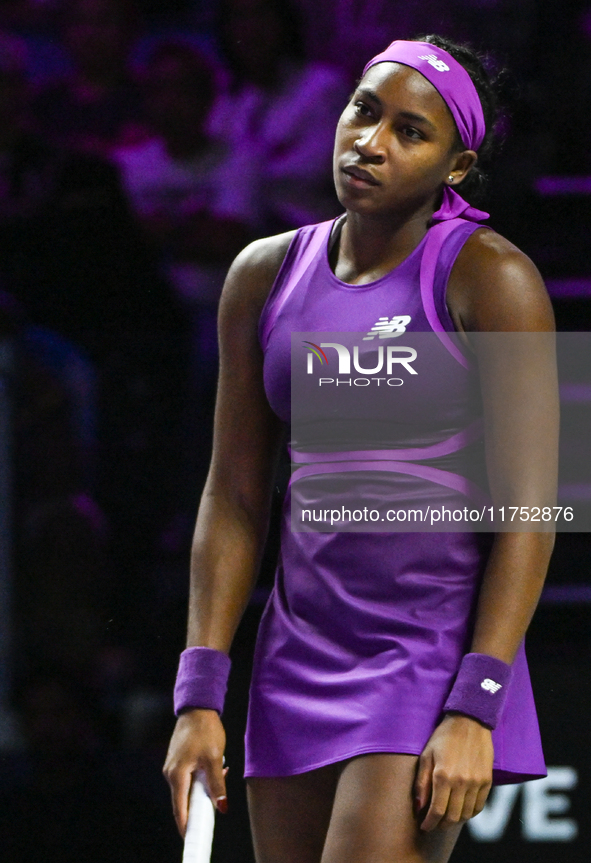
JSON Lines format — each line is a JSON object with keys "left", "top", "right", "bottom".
{"left": 164, "top": 34, "right": 558, "bottom": 863}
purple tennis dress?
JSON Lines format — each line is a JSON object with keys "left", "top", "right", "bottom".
{"left": 244, "top": 216, "right": 546, "bottom": 784}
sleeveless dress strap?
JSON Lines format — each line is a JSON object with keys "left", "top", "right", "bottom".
{"left": 260, "top": 220, "right": 334, "bottom": 352}
{"left": 419, "top": 218, "right": 474, "bottom": 369}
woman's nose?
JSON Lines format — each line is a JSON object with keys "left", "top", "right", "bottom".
{"left": 354, "top": 126, "right": 387, "bottom": 162}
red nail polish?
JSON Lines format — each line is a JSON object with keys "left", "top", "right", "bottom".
{"left": 216, "top": 796, "right": 228, "bottom": 814}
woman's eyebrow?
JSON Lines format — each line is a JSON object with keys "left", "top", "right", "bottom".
{"left": 356, "top": 87, "right": 381, "bottom": 105}
{"left": 398, "top": 110, "right": 436, "bottom": 131}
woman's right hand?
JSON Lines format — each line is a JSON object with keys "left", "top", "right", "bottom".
{"left": 163, "top": 708, "right": 227, "bottom": 837}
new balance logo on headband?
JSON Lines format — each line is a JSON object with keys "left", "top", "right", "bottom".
{"left": 481, "top": 678, "right": 503, "bottom": 694}
{"left": 363, "top": 315, "right": 411, "bottom": 340}
{"left": 418, "top": 53, "right": 450, "bottom": 72}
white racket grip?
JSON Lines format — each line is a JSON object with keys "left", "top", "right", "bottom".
{"left": 182, "top": 772, "right": 215, "bottom": 863}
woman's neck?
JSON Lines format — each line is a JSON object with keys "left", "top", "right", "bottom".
{"left": 333, "top": 208, "right": 432, "bottom": 286}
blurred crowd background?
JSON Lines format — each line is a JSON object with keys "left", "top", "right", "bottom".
{"left": 0, "top": 1, "right": 590, "bottom": 861}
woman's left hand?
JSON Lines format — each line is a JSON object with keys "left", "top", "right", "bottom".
{"left": 414, "top": 713, "right": 493, "bottom": 832}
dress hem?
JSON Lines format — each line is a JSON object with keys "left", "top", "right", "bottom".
{"left": 244, "top": 744, "right": 546, "bottom": 786}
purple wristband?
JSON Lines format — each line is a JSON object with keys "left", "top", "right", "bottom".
{"left": 174, "top": 647, "right": 231, "bottom": 717}
{"left": 443, "top": 652, "right": 512, "bottom": 730}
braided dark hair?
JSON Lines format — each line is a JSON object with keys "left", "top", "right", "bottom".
{"left": 414, "top": 34, "right": 504, "bottom": 203}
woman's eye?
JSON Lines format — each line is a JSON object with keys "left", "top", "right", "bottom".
{"left": 354, "top": 101, "right": 372, "bottom": 117}
{"left": 402, "top": 126, "right": 423, "bottom": 140}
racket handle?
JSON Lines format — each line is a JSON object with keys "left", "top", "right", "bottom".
{"left": 182, "top": 773, "right": 215, "bottom": 863}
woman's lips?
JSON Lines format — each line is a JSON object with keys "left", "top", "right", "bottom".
{"left": 341, "top": 164, "right": 381, "bottom": 186}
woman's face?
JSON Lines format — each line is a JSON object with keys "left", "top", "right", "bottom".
{"left": 333, "top": 62, "right": 475, "bottom": 218}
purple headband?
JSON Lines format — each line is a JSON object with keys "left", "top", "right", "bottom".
{"left": 362, "top": 41, "right": 489, "bottom": 222}
{"left": 362, "top": 40, "right": 485, "bottom": 150}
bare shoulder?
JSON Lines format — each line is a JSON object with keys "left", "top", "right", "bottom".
{"left": 219, "top": 230, "right": 296, "bottom": 328}
{"left": 447, "top": 227, "right": 555, "bottom": 332}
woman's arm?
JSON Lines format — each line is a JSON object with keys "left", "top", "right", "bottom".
{"left": 185, "top": 236, "right": 290, "bottom": 651}
{"left": 452, "top": 230, "right": 558, "bottom": 661}
{"left": 416, "top": 229, "right": 558, "bottom": 832}
{"left": 163, "top": 230, "right": 294, "bottom": 836}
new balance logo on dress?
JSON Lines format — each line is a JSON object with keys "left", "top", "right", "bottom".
{"left": 418, "top": 53, "right": 450, "bottom": 72}
{"left": 481, "top": 678, "right": 503, "bottom": 694}
{"left": 362, "top": 315, "right": 411, "bottom": 340}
